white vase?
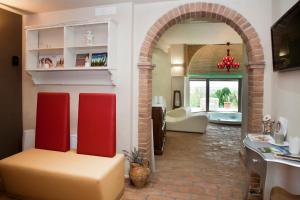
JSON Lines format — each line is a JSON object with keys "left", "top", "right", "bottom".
{"left": 85, "top": 31, "right": 94, "bottom": 46}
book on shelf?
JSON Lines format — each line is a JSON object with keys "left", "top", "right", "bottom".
{"left": 91, "top": 52, "right": 107, "bottom": 67}
{"left": 75, "top": 53, "right": 89, "bottom": 67}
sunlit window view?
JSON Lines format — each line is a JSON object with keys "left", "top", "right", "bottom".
{"left": 209, "top": 80, "right": 239, "bottom": 112}
{"left": 190, "top": 79, "right": 239, "bottom": 112}
{"left": 189, "top": 80, "right": 206, "bottom": 112}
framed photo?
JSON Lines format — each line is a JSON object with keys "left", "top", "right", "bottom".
{"left": 38, "top": 55, "right": 64, "bottom": 69}
{"left": 91, "top": 52, "right": 107, "bottom": 67}
{"left": 76, "top": 53, "right": 89, "bottom": 67}
{"left": 55, "top": 55, "right": 64, "bottom": 68}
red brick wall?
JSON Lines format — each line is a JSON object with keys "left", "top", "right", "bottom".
{"left": 138, "top": 2, "right": 265, "bottom": 159}
{"left": 248, "top": 172, "right": 262, "bottom": 200}
{"left": 138, "top": 64, "right": 153, "bottom": 160}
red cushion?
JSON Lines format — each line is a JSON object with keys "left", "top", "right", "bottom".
{"left": 77, "top": 93, "right": 116, "bottom": 157}
{"left": 35, "top": 92, "right": 70, "bottom": 152}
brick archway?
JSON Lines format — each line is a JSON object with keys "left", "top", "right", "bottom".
{"left": 138, "top": 2, "right": 265, "bottom": 160}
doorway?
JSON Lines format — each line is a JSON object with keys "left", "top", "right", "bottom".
{"left": 138, "top": 2, "right": 265, "bottom": 161}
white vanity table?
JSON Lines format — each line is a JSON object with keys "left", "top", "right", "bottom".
{"left": 244, "top": 136, "right": 300, "bottom": 200}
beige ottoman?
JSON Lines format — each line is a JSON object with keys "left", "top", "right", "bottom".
{"left": 0, "top": 149, "right": 124, "bottom": 200}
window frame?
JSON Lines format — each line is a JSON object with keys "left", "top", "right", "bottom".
{"left": 189, "top": 78, "right": 242, "bottom": 112}
{"left": 189, "top": 79, "right": 207, "bottom": 112}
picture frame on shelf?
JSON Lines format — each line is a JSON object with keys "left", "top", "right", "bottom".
{"left": 75, "top": 53, "right": 89, "bottom": 67}
{"left": 55, "top": 55, "right": 64, "bottom": 68}
{"left": 38, "top": 55, "right": 64, "bottom": 69}
{"left": 91, "top": 52, "right": 107, "bottom": 67}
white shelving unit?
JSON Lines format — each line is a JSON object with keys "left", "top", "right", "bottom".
{"left": 25, "top": 20, "right": 118, "bottom": 85}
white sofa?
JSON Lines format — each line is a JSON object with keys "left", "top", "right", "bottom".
{"left": 166, "top": 107, "right": 208, "bottom": 133}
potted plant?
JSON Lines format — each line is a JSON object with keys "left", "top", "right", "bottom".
{"left": 213, "top": 87, "right": 232, "bottom": 109}
{"left": 262, "top": 114, "right": 275, "bottom": 135}
{"left": 123, "top": 148, "right": 150, "bottom": 188}
{"left": 224, "top": 96, "right": 231, "bottom": 109}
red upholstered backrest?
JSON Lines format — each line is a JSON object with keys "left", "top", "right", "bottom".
{"left": 77, "top": 93, "right": 116, "bottom": 157}
{"left": 35, "top": 92, "right": 70, "bottom": 152}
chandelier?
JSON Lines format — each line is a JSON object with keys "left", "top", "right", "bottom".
{"left": 217, "top": 42, "right": 240, "bottom": 72}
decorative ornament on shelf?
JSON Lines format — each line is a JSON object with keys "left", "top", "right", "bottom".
{"left": 217, "top": 42, "right": 240, "bottom": 72}
{"left": 123, "top": 148, "right": 150, "bottom": 188}
{"left": 85, "top": 30, "right": 94, "bottom": 46}
{"left": 274, "top": 121, "right": 284, "bottom": 144}
{"left": 262, "top": 114, "right": 275, "bottom": 135}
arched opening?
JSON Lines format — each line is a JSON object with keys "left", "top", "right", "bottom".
{"left": 138, "top": 2, "right": 265, "bottom": 160}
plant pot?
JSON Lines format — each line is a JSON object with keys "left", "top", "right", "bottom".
{"left": 129, "top": 162, "right": 150, "bottom": 188}
{"left": 224, "top": 102, "right": 231, "bottom": 109}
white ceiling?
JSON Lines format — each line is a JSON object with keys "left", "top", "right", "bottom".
{"left": 0, "top": 0, "right": 174, "bottom": 14}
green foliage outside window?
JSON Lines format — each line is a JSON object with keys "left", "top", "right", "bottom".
{"left": 211, "top": 87, "right": 238, "bottom": 107}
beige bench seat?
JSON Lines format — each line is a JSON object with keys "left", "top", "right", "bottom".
{"left": 0, "top": 149, "right": 124, "bottom": 200}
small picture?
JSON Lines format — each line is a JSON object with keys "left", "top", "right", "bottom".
{"left": 91, "top": 52, "right": 107, "bottom": 67}
{"left": 76, "top": 53, "right": 89, "bottom": 67}
{"left": 39, "top": 56, "right": 53, "bottom": 69}
{"left": 38, "top": 56, "right": 54, "bottom": 69}
{"left": 55, "top": 55, "right": 64, "bottom": 68}
{"left": 38, "top": 55, "right": 64, "bottom": 69}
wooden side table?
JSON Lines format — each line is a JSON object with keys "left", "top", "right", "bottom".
{"left": 152, "top": 105, "right": 166, "bottom": 155}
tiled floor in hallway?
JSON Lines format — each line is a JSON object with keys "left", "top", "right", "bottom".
{"left": 122, "top": 124, "right": 247, "bottom": 200}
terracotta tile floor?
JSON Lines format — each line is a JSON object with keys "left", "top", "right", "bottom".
{"left": 122, "top": 124, "right": 247, "bottom": 200}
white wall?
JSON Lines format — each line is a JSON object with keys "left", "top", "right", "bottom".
{"left": 151, "top": 46, "right": 185, "bottom": 111}
{"left": 169, "top": 44, "right": 185, "bottom": 65}
{"left": 272, "top": 0, "right": 298, "bottom": 22}
{"left": 152, "top": 48, "right": 172, "bottom": 110}
{"left": 22, "top": 3, "right": 134, "bottom": 162}
{"left": 271, "top": 0, "right": 300, "bottom": 137}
